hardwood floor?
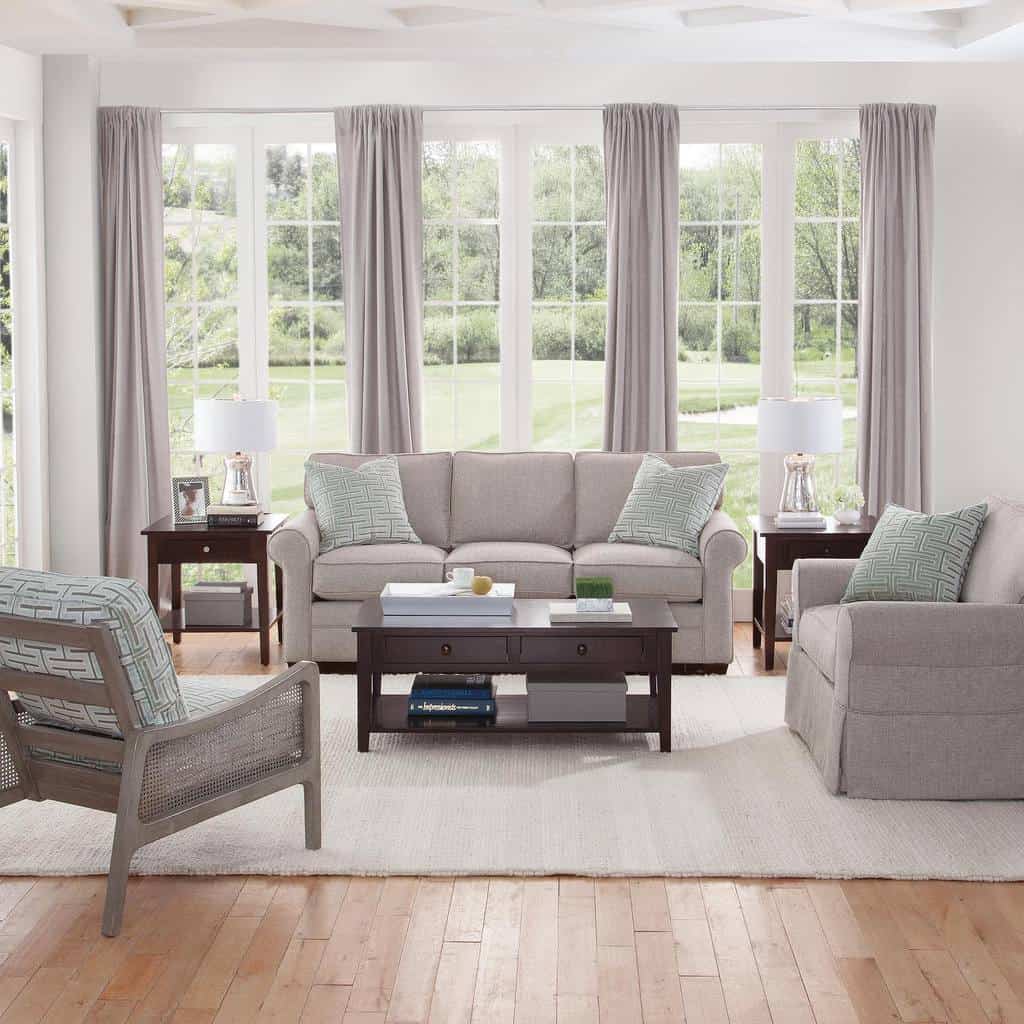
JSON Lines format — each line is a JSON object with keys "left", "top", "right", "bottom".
{"left": 1, "top": 628, "right": 1020, "bottom": 1024}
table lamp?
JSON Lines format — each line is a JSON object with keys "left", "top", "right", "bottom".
{"left": 194, "top": 398, "right": 278, "bottom": 507}
{"left": 757, "top": 397, "right": 842, "bottom": 513}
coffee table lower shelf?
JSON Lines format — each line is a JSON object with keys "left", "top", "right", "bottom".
{"left": 372, "top": 693, "right": 658, "bottom": 734}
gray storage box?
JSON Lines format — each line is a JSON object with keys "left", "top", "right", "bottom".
{"left": 526, "top": 670, "right": 627, "bottom": 723}
{"left": 183, "top": 581, "right": 253, "bottom": 628}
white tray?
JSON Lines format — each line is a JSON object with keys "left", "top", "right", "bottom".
{"left": 380, "top": 582, "right": 515, "bottom": 617}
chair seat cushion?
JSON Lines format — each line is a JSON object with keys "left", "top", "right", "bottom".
{"left": 573, "top": 543, "right": 702, "bottom": 601}
{"left": 0, "top": 568, "right": 186, "bottom": 737}
{"left": 446, "top": 542, "right": 573, "bottom": 598}
{"left": 313, "top": 544, "right": 447, "bottom": 600}
{"left": 798, "top": 604, "right": 842, "bottom": 681}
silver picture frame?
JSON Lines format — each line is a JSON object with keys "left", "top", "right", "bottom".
{"left": 172, "top": 475, "right": 210, "bottom": 525}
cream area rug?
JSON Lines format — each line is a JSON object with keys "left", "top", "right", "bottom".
{"left": 1, "top": 673, "right": 1022, "bottom": 880}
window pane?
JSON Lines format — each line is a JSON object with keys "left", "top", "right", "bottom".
{"left": 312, "top": 225, "right": 342, "bottom": 301}
{"left": 532, "top": 145, "right": 571, "bottom": 221}
{"left": 456, "top": 306, "right": 499, "bottom": 364}
{"left": 267, "top": 225, "right": 308, "bottom": 300}
{"left": 532, "top": 305, "right": 571, "bottom": 365}
{"left": 456, "top": 379, "right": 500, "bottom": 450}
{"left": 164, "top": 225, "right": 193, "bottom": 303}
{"left": 266, "top": 144, "right": 307, "bottom": 220}
{"left": 793, "top": 304, "right": 836, "bottom": 369}
{"left": 532, "top": 380, "right": 573, "bottom": 450}
{"left": 195, "top": 227, "right": 238, "bottom": 302}
{"left": 575, "top": 303, "right": 606, "bottom": 362}
{"left": 424, "top": 305, "right": 454, "bottom": 366}
{"left": 424, "top": 224, "right": 453, "bottom": 302}
{"left": 721, "top": 305, "right": 759, "bottom": 370}
{"left": 0, "top": 144, "right": 9, "bottom": 224}
{"left": 842, "top": 138, "right": 861, "bottom": 220}
{"left": 721, "top": 144, "right": 761, "bottom": 222}
{"left": 0, "top": 227, "right": 9, "bottom": 309}
{"left": 794, "top": 222, "right": 837, "bottom": 300}
{"left": 720, "top": 225, "right": 759, "bottom": 303}
{"left": 269, "top": 306, "right": 310, "bottom": 366}
{"left": 532, "top": 225, "right": 572, "bottom": 301}
{"left": 795, "top": 139, "right": 840, "bottom": 217}
{"left": 679, "top": 144, "right": 719, "bottom": 222}
{"left": 314, "top": 306, "right": 345, "bottom": 365}
{"left": 163, "top": 144, "right": 191, "bottom": 219}
{"left": 197, "top": 306, "right": 238, "bottom": 370}
{"left": 840, "top": 304, "right": 858, "bottom": 376}
{"left": 575, "top": 145, "right": 605, "bottom": 222}
{"left": 194, "top": 144, "right": 236, "bottom": 216}
{"left": 424, "top": 379, "right": 455, "bottom": 450}
{"left": 841, "top": 221, "right": 859, "bottom": 301}
{"left": 678, "top": 305, "right": 717, "bottom": 363}
{"left": 679, "top": 226, "right": 718, "bottom": 302}
{"left": 456, "top": 142, "right": 499, "bottom": 220}
{"left": 423, "top": 142, "right": 453, "bottom": 220}
{"left": 311, "top": 144, "right": 338, "bottom": 220}
{"left": 575, "top": 225, "right": 606, "bottom": 302}
{"left": 458, "top": 224, "right": 499, "bottom": 302}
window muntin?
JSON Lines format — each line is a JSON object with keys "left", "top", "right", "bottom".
{"left": 530, "top": 143, "right": 606, "bottom": 450}
{"left": 793, "top": 138, "right": 860, "bottom": 494}
{"left": 0, "top": 138, "right": 16, "bottom": 566}
{"left": 264, "top": 143, "right": 345, "bottom": 513}
{"left": 423, "top": 140, "right": 502, "bottom": 451}
{"left": 678, "top": 142, "right": 763, "bottom": 587}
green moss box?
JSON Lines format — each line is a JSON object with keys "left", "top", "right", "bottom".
{"left": 575, "top": 576, "right": 614, "bottom": 600}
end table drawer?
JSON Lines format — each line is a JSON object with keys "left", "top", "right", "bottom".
{"left": 382, "top": 635, "right": 509, "bottom": 665}
{"left": 154, "top": 537, "right": 251, "bottom": 563}
{"left": 519, "top": 635, "right": 645, "bottom": 665}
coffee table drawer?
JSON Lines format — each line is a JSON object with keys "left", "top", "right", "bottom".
{"left": 382, "top": 635, "right": 509, "bottom": 665}
{"left": 519, "top": 635, "right": 645, "bottom": 665}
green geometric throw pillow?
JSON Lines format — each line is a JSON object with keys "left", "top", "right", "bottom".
{"left": 608, "top": 455, "right": 729, "bottom": 558}
{"left": 305, "top": 456, "right": 421, "bottom": 554}
{"left": 841, "top": 503, "right": 987, "bottom": 604}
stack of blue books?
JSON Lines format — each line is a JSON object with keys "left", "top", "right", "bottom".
{"left": 407, "top": 673, "right": 496, "bottom": 721}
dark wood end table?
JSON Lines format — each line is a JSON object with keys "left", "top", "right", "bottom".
{"left": 749, "top": 513, "right": 876, "bottom": 670}
{"left": 141, "top": 513, "right": 287, "bottom": 666}
{"left": 351, "top": 598, "right": 678, "bottom": 753}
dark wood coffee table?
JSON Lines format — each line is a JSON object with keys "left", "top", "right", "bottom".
{"left": 352, "top": 598, "right": 678, "bottom": 753}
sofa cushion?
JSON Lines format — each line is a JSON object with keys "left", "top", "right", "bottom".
{"left": 962, "top": 495, "right": 1024, "bottom": 604}
{"left": 573, "top": 543, "right": 702, "bottom": 601}
{"left": 842, "top": 503, "right": 987, "bottom": 604}
{"left": 313, "top": 544, "right": 446, "bottom": 600}
{"left": 446, "top": 542, "right": 573, "bottom": 598}
{"left": 798, "top": 604, "right": 842, "bottom": 681}
{"left": 0, "top": 567, "right": 186, "bottom": 737}
{"left": 609, "top": 456, "right": 729, "bottom": 558}
{"left": 451, "top": 452, "right": 574, "bottom": 547}
{"left": 305, "top": 451, "right": 452, "bottom": 548}
{"left": 574, "top": 451, "right": 723, "bottom": 547}
{"left": 306, "top": 457, "right": 421, "bottom": 554}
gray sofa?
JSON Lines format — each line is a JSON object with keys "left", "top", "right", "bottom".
{"left": 269, "top": 450, "right": 747, "bottom": 670}
{"left": 785, "top": 558, "right": 1024, "bottom": 799}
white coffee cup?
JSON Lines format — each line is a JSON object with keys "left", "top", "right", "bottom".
{"left": 446, "top": 567, "right": 474, "bottom": 589}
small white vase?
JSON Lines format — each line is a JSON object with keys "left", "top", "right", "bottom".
{"left": 834, "top": 508, "right": 862, "bottom": 526}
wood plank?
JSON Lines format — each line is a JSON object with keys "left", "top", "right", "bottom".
{"left": 514, "top": 879, "right": 557, "bottom": 1024}
{"left": 83, "top": 1001, "right": 134, "bottom": 1024}
{"left": 0, "top": 885, "right": 34, "bottom": 926}
{"left": 385, "top": 878, "right": 453, "bottom": 1024}
{"left": 556, "top": 880, "right": 597, "bottom": 1001}
{"left": 594, "top": 880, "right": 633, "bottom": 949}
{"left": 841, "top": 880, "right": 946, "bottom": 1024}
{"left": 771, "top": 885, "right": 854, "bottom": 1024}
{"left": 469, "top": 952, "right": 516, "bottom": 1024}
{"left": 596, "top": 944, "right": 642, "bottom": 1024}
{"left": 101, "top": 955, "right": 166, "bottom": 1004}
{"left": 665, "top": 880, "right": 705, "bottom": 923}
{"left": 178, "top": 916, "right": 263, "bottom": 1012}
{"left": 680, "top": 977, "right": 729, "bottom": 1024}
{"left": 701, "top": 882, "right": 771, "bottom": 1024}
{"left": 913, "top": 950, "right": 990, "bottom": 1024}
{"left": 347, "top": 905, "right": 411, "bottom": 1014}
{"left": 835, "top": 957, "right": 901, "bottom": 1024}
{"left": 229, "top": 880, "right": 279, "bottom": 920}
{"left": 427, "top": 942, "right": 478, "bottom": 1024}
{"left": 314, "top": 879, "right": 384, "bottom": 988}
{"left": 295, "top": 879, "right": 349, "bottom": 941}
{"left": 299, "top": 985, "right": 352, "bottom": 1022}
{"left": 806, "top": 882, "right": 873, "bottom": 960}
{"left": 635, "top": 931, "right": 685, "bottom": 1024}
{"left": 257, "top": 937, "right": 327, "bottom": 1023}
{"left": 554, "top": 995, "right": 598, "bottom": 1023}
{"left": 628, "top": 880, "right": 670, "bottom": 934}
{"left": 469, "top": 880, "right": 522, "bottom": 1024}
{"left": 444, "top": 880, "right": 488, "bottom": 944}
{"left": 0, "top": 965, "right": 76, "bottom": 1024}
{"left": 671, "top": 918, "right": 717, "bottom": 978}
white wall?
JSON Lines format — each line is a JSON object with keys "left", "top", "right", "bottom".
{"left": 95, "top": 59, "right": 1024, "bottom": 513}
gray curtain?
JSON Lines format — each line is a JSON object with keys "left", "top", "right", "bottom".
{"left": 99, "top": 106, "right": 171, "bottom": 585}
{"left": 602, "top": 103, "right": 680, "bottom": 452}
{"left": 858, "top": 103, "right": 936, "bottom": 515}
{"left": 334, "top": 106, "right": 424, "bottom": 454}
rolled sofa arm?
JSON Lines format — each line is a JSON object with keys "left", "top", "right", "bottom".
{"left": 833, "top": 601, "right": 1024, "bottom": 714}
{"left": 268, "top": 509, "right": 321, "bottom": 663}
{"left": 791, "top": 558, "right": 857, "bottom": 643}
{"left": 699, "top": 511, "right": 747, "bottom": 665}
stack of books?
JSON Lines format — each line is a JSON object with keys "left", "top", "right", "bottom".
{"left": 407, "top": 673, "right": 496, "bottom": 722}
{"left": 207, "top": 503, "right": 264, "bottom": 528}
{"left": 775, "top": 510, "right": 827, "bottom": 530}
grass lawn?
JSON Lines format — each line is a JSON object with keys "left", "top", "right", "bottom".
{"left": 169, "top": 356, "right": 857, "bottom": 590}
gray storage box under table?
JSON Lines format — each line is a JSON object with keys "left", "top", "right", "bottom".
{"left": 526, "top": 670, "right": 627, "bottom": 723}
{"left": 183, "top": 581, "right": 253, "bottom": 628}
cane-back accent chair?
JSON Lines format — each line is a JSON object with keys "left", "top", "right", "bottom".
{"left": 0, "top": 568, "right": 321, "bottom": 937}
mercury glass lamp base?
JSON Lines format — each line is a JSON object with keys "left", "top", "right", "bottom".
{"left": 221, "top": 452, "right": 260, "bottom": 506}
{"left": 779, "top": 452, "right": 820, "bottom": 513}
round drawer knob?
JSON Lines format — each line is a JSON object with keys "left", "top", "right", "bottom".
{"left": 202, "top": 545, "right": 211, "bottom": 553}
{"left": 441, "top": 643, "right": 452, "bottom": 656}
{"left": 577, "top": 643, "right": 588, "bottom": 656}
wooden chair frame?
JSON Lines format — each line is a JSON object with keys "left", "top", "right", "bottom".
{"left": 0, "top": 614, "right": 321, "bottom": 936}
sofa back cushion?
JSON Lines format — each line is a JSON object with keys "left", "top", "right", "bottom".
{"left": 305, "top": 452, "right": 453, "bottom": 549}
{"left": 451, "top": 452, "right": 575, "bottom": 547}
{"left": 962, "top": 495, "right": 1024, "bottom": 604}
{"left": 0, "top": 567, "right": 187, "bottom": 737}
{"left": 574, "top": 451, "right": 723, "bottom": 547}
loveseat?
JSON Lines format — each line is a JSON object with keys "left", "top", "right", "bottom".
{"left": 269, "top": 450, "right": 747, "bottom": 670}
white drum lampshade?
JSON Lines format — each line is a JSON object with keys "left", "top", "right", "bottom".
{"left": 194, "top": 399, "right": 279, "bottom": 506}
{"left": 758, "top": 397, "right": 843, "bottom": 513}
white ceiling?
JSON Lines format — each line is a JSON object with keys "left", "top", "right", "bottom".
{"left": 3, "top": 0, "right": 1024, "bottom": 60}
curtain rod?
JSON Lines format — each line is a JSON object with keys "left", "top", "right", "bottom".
{"left": 160, "top": 104, "right": 860, "bottom": 114}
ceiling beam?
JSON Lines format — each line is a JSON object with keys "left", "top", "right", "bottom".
{"left": 956, "top": 0, "right": 1024, "bottom": 43}
{"left": 681, "top": 4, "right": 804, "bottom": 24}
